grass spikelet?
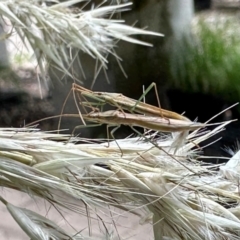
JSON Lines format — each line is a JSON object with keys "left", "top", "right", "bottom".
{"left": 1, "top": 119, "right": 240, "bottom": 239}
{"left": 0, "top": 0, "right": 163, "bottom": 82}
{"left": 0, "top": 195, "right": 83, "bottom": 240}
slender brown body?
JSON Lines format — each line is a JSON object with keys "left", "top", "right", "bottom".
{"left": 83, "top": 110, "right": 204, "bottom": 132}
{"left": 73, "top": 84, "right": 191, "bottom": 122}
{"left": 85, "top": 91, "right": 191, "bottom": 121}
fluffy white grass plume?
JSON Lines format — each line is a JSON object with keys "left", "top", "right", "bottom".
{"left": 0, "top": 0, "right": 163, "bottom": 81}
{"left": 0, "top": 195, "right": 95, "bottom": 240}
{"left": 1, "top": 121, "right": 240, "bottom": 239}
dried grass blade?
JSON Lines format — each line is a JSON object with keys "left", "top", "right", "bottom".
{"left": 0, "top": 195, "right": 75, "bottom": 240}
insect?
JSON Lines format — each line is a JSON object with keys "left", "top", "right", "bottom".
{"left": 24, "top": 108, "right": 230, "bottom": 174}
{"left": 70, "top": 83, "right": 191, "bottom": 122}
{"left": 55, "top": 82, "right": 205, "bottom": 154}
{"left": 26, "top": 110, "right": 210, "bottom": 136}
{"left": 61, "top": 83, "right": 200, "bottom": 153}
{"left": 81, "top": 110, "right": 212, "bottom": 172}
{"left": 80, "top": 109, "right": 196, "bottom": 151}
{"left": 24, "top": 81, "right": 237, "bottom": 173}
{"left": 82, "top": 110, "right": 204, "bottom": 133}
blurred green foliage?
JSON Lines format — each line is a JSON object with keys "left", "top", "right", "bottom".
{"left": 171, "top": 12, "right": 240, "bottom": 104}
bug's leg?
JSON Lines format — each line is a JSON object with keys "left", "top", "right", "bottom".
{"left": 58, "top": 84, "right": 75, "bottom": 133}
{"left": 152, "top": 82, "right": 171, "bottom": 124}
{"left": 80, "top": 90, "right": 109, "bottom": 113}
{"left": 72, "top": 84, "right": 87, "bottom": 126}
{"left": 106, "top": 125, "right": 123, "bottom": 156}
{"left": 58, "top": 83, "right": 87, "bottom": 134}
{"left": 75, "top": 87, "right": 90, "bottom": 114}
{"left": 67, "top": 123, "right": 102, "bottom": 143}
{"left": 75, "top": 85, "right": 102, "bottom": 113}
{"left": 129, "top": 126, "right": 197, "bottom": 174}
{"left": 131, "top": 82, "right": 157, "bottom": 112}
{"left": 132, "top": 82, "right": 170, "bottom": 123}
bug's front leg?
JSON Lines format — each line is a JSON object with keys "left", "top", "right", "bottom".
{"left": 106, "top": 125, "right": 123, "bottom": 157}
